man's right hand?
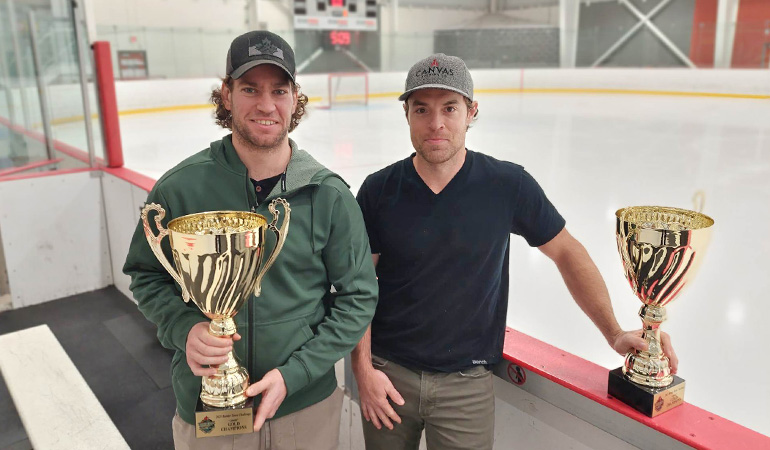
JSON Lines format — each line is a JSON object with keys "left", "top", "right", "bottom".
{"left": 185, "top": 322, "right": 240, "bottom": 377}
{"left": 355, "top": 366, "right": 405, "bottom": 430}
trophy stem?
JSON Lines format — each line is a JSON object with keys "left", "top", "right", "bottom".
{"left": 209, "top": 317, "right": 237, "bottom": 337}
{"left": 199, "top": 318, "right": 250, "bottom": 408}
{"left": 622, "top": 305, "right": 673, "bottom": 388}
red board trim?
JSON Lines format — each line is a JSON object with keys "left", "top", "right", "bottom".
{"left": 103, "top": 166, "right": 155, "bottom": 192}
{"left": 502, "top": 327, "right": 768, "bottom": 448}
{"left": 0, "top": 167, "right": 96, "bottom": 183}
{"left": 0, "top": 158, "right": 63, "bottom": 177}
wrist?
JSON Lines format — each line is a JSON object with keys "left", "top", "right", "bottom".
{"left": 352, "top": 357, "right": 374, "bottom": 378}
{"left": 605, "top": 328, "right": 624, "bottom": 346}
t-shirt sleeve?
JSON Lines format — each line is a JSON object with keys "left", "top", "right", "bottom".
{"left": 356, "top": 176, "right": 381, "bottom": 254}
{"left": 511, "top": 169, "right": 565, "bottom": 247}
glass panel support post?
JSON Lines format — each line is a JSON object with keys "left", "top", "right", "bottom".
{"left": 27, "top": 10, "right": 55, "bottom": 161}
{"left": 71, "top": 0, "right": 97, "bottom": 167}
{"left": 6, "top": 0, "right": 32, "bottom": 129}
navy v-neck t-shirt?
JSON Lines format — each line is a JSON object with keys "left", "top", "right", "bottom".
{"left": 356, "top": 150, "right": 565, "bottom": 372}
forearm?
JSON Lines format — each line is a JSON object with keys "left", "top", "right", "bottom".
{"left": 125, "top": 217, "right": 204, "bottom": 351}
{"left": 129, "top": 268, "right": 204, "bottom": 351}
{"left": 555, "top": 244, "right": 623, "bottom": 344}
{"left": 277, "top": 284, "right": 376, "bottom": 395}
{"left": 351, "top": 325, "right": 373, "bottom": 376}
{"left": 124, "top": 188, "right": 206, "bottom": 352}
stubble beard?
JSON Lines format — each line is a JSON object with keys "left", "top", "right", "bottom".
{"left": 414, "top": 139, "right": 464, "bottom": 166}
{"left": 232, "top": 115, "right": 289, "bottom": 153}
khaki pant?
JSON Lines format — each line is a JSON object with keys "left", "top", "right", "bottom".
{"left": 362, "top": 356, "right": 495, "bottom": 450}
{"left": 172, "top": 387, "right": 344, "bottom": 450}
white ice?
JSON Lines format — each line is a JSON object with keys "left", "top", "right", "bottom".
{"left": 106, "top": 92, "right": 770, "bottom": 437}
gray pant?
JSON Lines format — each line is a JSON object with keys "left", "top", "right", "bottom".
{"left": 362, "top": 355, "right": 495, "bottom": 450}
{"left": 172, "top": 387, "right": 343, "bottom": 450}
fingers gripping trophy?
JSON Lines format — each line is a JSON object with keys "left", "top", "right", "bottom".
{"left": 141, "top": 199, "right": 290, "bottom": 437}
{"left": 608, "top": 205, "right": 713, "bottom": 417}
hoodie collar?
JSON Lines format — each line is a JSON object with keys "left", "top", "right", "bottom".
{"left": 215, "top": 134, "right": 337, "bottom": 194}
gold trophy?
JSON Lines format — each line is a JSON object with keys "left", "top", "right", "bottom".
{"left": 141, "top": 199, "right": 290, "bottom": 437}
{"left": 608, "top": 206, "right": 713, "bottom": 417}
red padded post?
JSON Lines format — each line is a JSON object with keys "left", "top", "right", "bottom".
{"left": 92, "top": 41, "right": 123, "bottom": 168}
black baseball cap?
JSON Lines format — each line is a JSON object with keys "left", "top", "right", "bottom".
{"left": 226, "top": 31, "right": 296, "bottom": 81}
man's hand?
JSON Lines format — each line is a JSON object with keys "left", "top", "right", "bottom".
{"left": 355, "top": 367, "right": 404, "bottom": 430}
{"left": 247, "top": 369, "right": 287, "bottom": 432}
{"left": 185, "top": 322, "right": 240, "bottom": 377}
{"left": 610, "top": 329, "right": 679, "bottom": 374}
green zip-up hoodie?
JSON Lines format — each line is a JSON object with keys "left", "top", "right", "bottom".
{"left": 123, "top": 135, "right": 378, "bottom": 425}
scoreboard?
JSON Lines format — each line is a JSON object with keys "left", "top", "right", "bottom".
{"left": 294, "top": 0, "right": 378, "bottom": 31}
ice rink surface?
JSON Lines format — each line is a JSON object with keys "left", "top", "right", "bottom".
{"left": 112, "top": 92, "right": 769, "bottom": 436}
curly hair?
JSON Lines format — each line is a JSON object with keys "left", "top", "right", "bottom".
{"left": 210, "top": 75, "right": 309, "bottom": 132}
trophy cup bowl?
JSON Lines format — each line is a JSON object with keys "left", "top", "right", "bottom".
{"left": 140, "top": 200, "right": 290, "bottom": 431}
{"left": 609, "top": 205, "right": 713, "bottom": 416}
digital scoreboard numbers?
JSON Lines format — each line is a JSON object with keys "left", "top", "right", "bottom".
{"left": 329, "top": 30, "right": 351, "bottom": 46}
{"left": 294, "top": 0, "right": 378, "bottom": 31}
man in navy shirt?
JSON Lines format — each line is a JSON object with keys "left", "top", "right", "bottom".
{"left": 351, "top": 54, "right": 678, "bottom": 450}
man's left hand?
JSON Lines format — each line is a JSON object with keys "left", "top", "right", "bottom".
{"left": 610, "top": 329, "right": 678, "bottom": 374}
{"left": 246, "top": 369, "right": 288, "bottom": 432}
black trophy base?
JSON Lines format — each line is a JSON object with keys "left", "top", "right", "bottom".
{"left": 608, "top": 367, "right": 685, "bottom": 417}
{"left": 194, "top": 397, "right": 254, "bottom": 438}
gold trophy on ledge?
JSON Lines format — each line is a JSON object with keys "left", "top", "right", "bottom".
{"left": 141, "top": 199, "right": 290, "bottom": 437}
{"left": 608, "top": 205, "right": 713, "bottom": 417}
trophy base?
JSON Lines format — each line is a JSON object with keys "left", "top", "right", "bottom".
{"left": 608, "top": 367, "right": 685, "bottom": 417}
{"left": 194, "top": 397, "right": 254, "bottom": 438}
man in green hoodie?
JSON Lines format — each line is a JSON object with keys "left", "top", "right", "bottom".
{"left": 123, "top": 31, "right": 378, "bottom": 449}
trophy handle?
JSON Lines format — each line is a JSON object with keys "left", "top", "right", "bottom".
{"left": 254, "top": 198, "right": 291, "bottom": 297}
{"left": 617, "top": 209, "right": 636, "bottom": 282}
{"left": 692, "top": 190, "right": 705, "bottom": 213}
{"left": 140, "top": 203, "right": 191, "bottom": 303}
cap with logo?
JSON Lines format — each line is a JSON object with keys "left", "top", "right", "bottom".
{"left": 398, "top": 53, "right": 473, "bottom": 102}
{"left": 226, "top": 31, "right": 296, "bottom": 81}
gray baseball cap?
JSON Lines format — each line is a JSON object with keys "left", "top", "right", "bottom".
{"left": 398, "top": 53, "right": 473, "bottom": 102}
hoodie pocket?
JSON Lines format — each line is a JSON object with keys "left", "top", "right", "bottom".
{"left": 253, "top": 316, "right": 316, "bottom": 376}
